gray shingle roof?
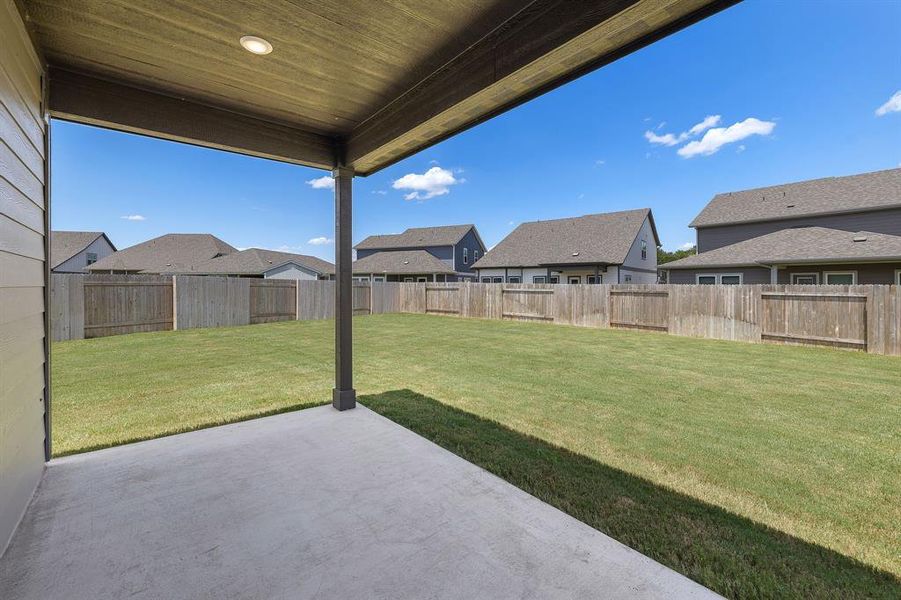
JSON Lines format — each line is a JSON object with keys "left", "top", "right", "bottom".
{"left": 51, "top": 231, "right": 113, "bottom": 268}
{"left": 353, "top": 250, "right": 456, "bottom": 275}
{"left": 166, "top": 248, "right": 334, "bottom": 276}
{"left": 472, "top": 209, "right": 656, "bottom": 269}
{"left": 88, "top": 234, "right": 237, "bottom": 273}
{"left": 691, "top": 168, "right": 901, "bottom": 228}
{"left": 355, "top": 224, "right": 475, "bottom": 250}
{"left": 663, "top": 227, "right": 901, "bottom": 269}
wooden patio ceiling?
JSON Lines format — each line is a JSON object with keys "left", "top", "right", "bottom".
{"left": 17, "top": 0, "right": 737, "bottom": 174}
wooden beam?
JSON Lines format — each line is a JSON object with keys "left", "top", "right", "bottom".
{"left": 346, "top": 0, "right": 738, "bottom": 174}
{"left": 332, "top": 166, "right": 355, "bottom": 411}
{"left": 48, "top": 67, "right": 336, "bottom": 170}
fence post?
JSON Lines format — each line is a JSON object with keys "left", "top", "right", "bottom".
{"left": 171, "top": 275, "right": 178, "bottom": 330}
{"left": 296, "top": 279, "right": 300, "bottom": 321}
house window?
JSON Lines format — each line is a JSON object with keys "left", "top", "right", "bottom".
{"left": 473, "top": 250, "right": 479, "bottom": 261}
{"left": 463, "top": 248, "right": 469, "bottom": 264}
{"left": 623, "top": 274, "right": 633, "bottom": 283}
{"left": 720, "top": 274, "right": 741, "bottom": 285}
{"left": 568, "top": 276, "right": 581, "bottom": 284}
{"left": 791, "top": 273, "right": 819, "bottom": 284}
{"left": 587, "top": 275, "right": 602, "bottom": 284}
{"left": 481, "top": 277, "right": 491, "bottom": 283}
{"left": 824, "top": 271, "right": 856, "bottom": 285}
{"left": 896, "top": 269, "right": 901, "bottom": 285}
{"left": 86, "top": 252, "right": 98, "bottom": 266}
{"left": 696, "top": 273, "right": 742, "bottom": 284}
{"left": 403, "top": 277, "right": 414, "bottom": 282}
{"left": 533, "top": 276, "right": 546, "bottom": 283}
{"left": 417, "top": 277, "right": 428, "bottom": 282}
{"left": 373, "top": 276, "right": 386, "bottom": 282}
{"left": 549, "top": 276, "right": 560, "bottom": 284}
{"left": 353, "top": 276, "right": 369, "bottom": 282}
{"left": 492, "top": 277, "right": 503, "bottom": 283}
{"left": 640, "top": 239, "right": 647, "bottom": 261}
{"left": 508, "top": 276, "right": 521, "bottom": 283}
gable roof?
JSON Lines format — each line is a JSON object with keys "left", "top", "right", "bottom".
{"left": 88, "top": 233, "right": 237, "bottom": 273}
{"left": 355, "top": 224, "right": 478, "bottom": 250}
{"left": 472, "top": 209, "right": 657, "bottom": 269}
{"left": 691, "top": 168, "right": 901, "bottom": 228}
{"left": 51, "top": 231, "right": 114, "bottom": 268}
{"left": 166, "top": 248, "right": 334, "bottom": 276}
{"left": 353, "top": 250, "right": 456, "bottom": 275}
{"left": 663, "top": 227, "right": 901, "bottom": 269}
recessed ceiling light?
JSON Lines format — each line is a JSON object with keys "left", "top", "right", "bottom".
{"left": 240, "top": 35, "right": 273, "bottom": 55}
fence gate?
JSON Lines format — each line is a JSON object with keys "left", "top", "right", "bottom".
{"left": 608, "top": 288, "right": 669, "bottom": 332}
{"left": 82, "top": 275, "right": 174, "bottom": 338}
{"left": 761, "top": 291, "right": 868, "bottom": 350}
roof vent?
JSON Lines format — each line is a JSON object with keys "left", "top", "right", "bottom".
{"left": 403, "top": 260, "right": 409, "bottom": 265}
{"left": 572, "top": 252, "right": 580, "bottom": 257}
{"left": 852, "top": 235, "right": 867, "bottom": 242}
{"left": 786, "top": 204, "right": 795, "bottom": 208}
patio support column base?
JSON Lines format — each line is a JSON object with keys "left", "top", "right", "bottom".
{"left": 333, "top": 165, "right": 356, "bottom": 411}
{"left": 332, "top": 388, "right": 357, "bottom": 411}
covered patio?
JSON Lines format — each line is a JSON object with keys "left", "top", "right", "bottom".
{"left": 2, "top": 0, "right": 737, "bottom": 596}
{"left": 0, "top": 405, "right": 716, "bottom": 599}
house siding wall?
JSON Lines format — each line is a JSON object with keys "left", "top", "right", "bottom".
{"left": 0, "top": 0, "right": 47, "bottom": 554}
{"left": 666, "top": 262, "right": 901, "bottom": 284}
{"left": 475, "top": 266, "right": 619, "bottom": 283}
{"left": 696, "top": 207, "right": 901, "bottom": 252}
{"left": 53, "top": 235, "right": 115, "bottom": 273}
{"left": 263, "top": 263, "right": 319, "bottom": 280}
{"left": 454, "top": 228, "right": 485, "bottom": 273}
{"left": 620, "top": 216, "right": 658, "bottom": 283}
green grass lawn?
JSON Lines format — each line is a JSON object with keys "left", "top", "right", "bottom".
{"left": 53, "top": 314, "right": 900, "bottom": 598}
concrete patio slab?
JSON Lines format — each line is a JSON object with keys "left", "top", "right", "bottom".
{"left": 0, "top": 405, "right": 719, "bottom": 599}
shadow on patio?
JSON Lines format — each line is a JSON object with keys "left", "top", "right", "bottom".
{"left": 362, "top": 389, "right": 900, "bottom": 599}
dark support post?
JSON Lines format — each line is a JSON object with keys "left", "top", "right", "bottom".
{"left": 333, "top": 166, "right": 356, "bottom": 410}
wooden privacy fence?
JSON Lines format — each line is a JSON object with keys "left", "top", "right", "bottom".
{"left": 50, "top": 276, "right": 901, "bottom": 356}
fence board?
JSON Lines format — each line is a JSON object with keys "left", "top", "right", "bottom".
{"left": 609, "top": 286, "right": 669, "bottom": 331}
{"left": 82, "top": 274, "right": 172, "bottom": 338}
{"left": 249, "top": 280, "right": 296, "bottom": 324}
{"left": 298, "top": 280, "right": 334, "bottom": 320}
{"left": 49, "top": 273, "right": 83, "bottom": 341}
{"left": 174, "top": 276, "right": 249, "bottom": 330}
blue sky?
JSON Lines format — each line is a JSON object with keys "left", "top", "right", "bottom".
{"left": 51, "top": 0, "right": 901, "bottom": 260}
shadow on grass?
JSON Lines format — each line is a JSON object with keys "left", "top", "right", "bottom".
{"left": 361, "top": 389, "right": 899, "bottom": 600}
{"left": 53, "top": 400, "right": 328, "bottom": 458}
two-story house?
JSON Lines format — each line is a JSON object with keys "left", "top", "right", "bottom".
{"left": 353, "top": 224, "right": 486, "bottom": 282}
{"left": 51, "top": 231, "right": 116, "bottom": 273}
{"left": 663, "top": 168, "right": 901, "bottom": 285}
{"left": 472, "top": 209, "right": 659, "bottom": 284}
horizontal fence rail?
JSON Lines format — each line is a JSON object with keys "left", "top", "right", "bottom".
{"left": 50, "top": 275, "right": 901, "bottom": 356}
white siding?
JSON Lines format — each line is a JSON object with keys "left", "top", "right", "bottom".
{"left": 0, "top": 0, "right": 47, "bottom": 554}
{"left": 476, "top": 266, "right": 619, "bottom": 283}
{"left": 263, "top": 262, "right": 320, "bottom": 280}
{"left": 53, "top": 235, "right": 115, "bottom": 273}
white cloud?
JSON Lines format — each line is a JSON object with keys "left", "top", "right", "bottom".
{"left": 736, "top": 144, "right": 746, "bottom": 153}
{"left": 392, "top": 166, "right": 461, "bottom": 201}
{"left": 121, "top": 214, "right": 146, "bottom": 221}
{"left": 656, "top": 121, "right": 666, "bottom": 130}
{"left": 677, "top": 117, "right": 775, "bottom": 158}
{"left": 307, "top": 236, "right": 333, "bottom": 246}
{"left": 306, "top": 175, "right": 334, "bottom": 190}
{"left": 372, "top": 190, "right": 387, "bottom": 195}
{"left": 645, "top": 115, "right": 721, "bottom": 147}
{"left": 678, "top": 242, "right": 695, "bottom": 251}
{"left": 687, "top": 115, "right": 721, "bottom": 136}
{"left": 644, "top": 131, "right": 680, "bottom": 146}
{"left": 595, "top": 159, "right": 606, "bottom": 166}
{"left": 875, "top": 90, "right": 901, "bottom": 116}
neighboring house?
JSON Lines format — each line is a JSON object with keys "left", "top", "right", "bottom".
{"left": 472, "top": 209, "right": 659, "bottom": 284}
{"left": 353, "top": 250, "right": 456, "bottom": 282}
{"left": 166, "top": 248, "right": 334, "bottom": 280}
{"left": 663, "top": 168, "right": 901, "bottom": 284}
{"left": 50, "top": 231, "right": 116, "bottom": 273}
{"left": 88, "top": 233, "right": 236, "bottom": 274}
{"left": 353, "top": 224, "right": 486, "bottom": 282}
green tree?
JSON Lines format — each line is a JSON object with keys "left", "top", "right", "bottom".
{"left": 657, "top": 245, "right": 696, "bottom": 265}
